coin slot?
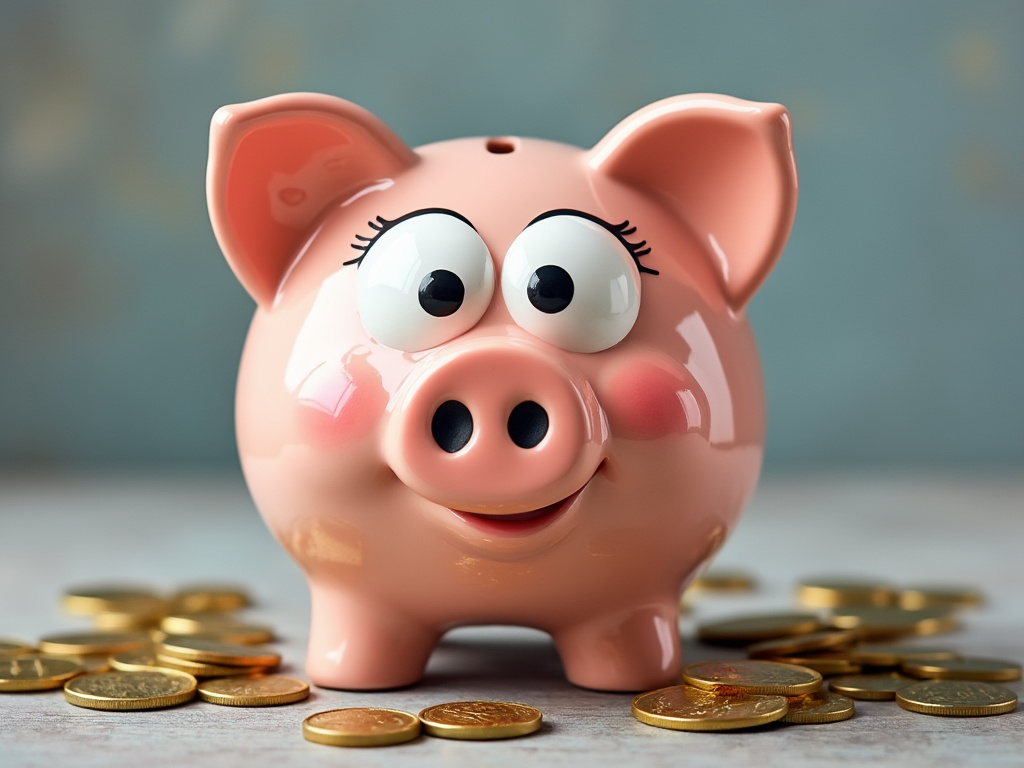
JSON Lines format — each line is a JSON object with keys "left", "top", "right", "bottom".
{"left": 486, "top": 138, "right": 517, "bottom": 154}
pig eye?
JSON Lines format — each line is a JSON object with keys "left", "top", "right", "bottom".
{"left": 350, "top": 209, "right": 495, "bottom": 351}
{"left": 501, "top": 211, "right": 648, "bottom": 353}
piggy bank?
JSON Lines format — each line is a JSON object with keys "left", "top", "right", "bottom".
{"left": 207, "top": 93, "right": 797, "bottom": 691}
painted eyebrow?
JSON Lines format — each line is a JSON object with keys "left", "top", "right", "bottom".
{"left": 525, "top": 208, "right": 658, "bottom": 276}
{"left": 344, "top": 207, "right": 476, "bottom": 266}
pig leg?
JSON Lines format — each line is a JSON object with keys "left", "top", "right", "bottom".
{"left": 552, "top": 600, "right": 681, "bottom": 691}
{"left": 305, "top": 584, "right": 439, "bottom": 690}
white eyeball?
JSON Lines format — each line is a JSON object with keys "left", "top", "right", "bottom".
{"left": 354, "top": 210, "right": 494, "bottom": 352}
{"left": 501, "top": 214, "right": 641, "bottom": 353}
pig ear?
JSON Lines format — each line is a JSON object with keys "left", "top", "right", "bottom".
{"left": 207, "top": 93, "right": 418, "bottom": 306}
{"left": 588, "top": 94, "right": 797, "bottom": 310}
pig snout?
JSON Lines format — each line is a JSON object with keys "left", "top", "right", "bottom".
{"left": 383, "top": 337, "right": 606, "bottom": 515}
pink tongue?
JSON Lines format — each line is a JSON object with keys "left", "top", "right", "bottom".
{"left": 462, "top": 499, "right": 563, "bottom": 523}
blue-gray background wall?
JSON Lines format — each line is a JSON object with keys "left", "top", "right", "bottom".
{"left": 0, "top": 0, "right": 1021, "bottom": 471}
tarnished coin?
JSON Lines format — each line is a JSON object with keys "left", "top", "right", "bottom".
{"left": 901, "top": 657, "right": 1022, "bottom": 682}
{"left": 768, "top": 653, "right": 862, "bottom": 676}
{"left": 0, "top": 655, "right": 84, "bottom": 691}
{"left": 898, "top": 585, "right": 983, "bottom": 610}
{"left": 0, "top": 639, "right": 34, "bottom": 658}
{"left": 895, "top": 680, "right": 1017, "bottom": 717}
{"left": 37, "top": 630, "right": 152, "bottom": 656}
{"left": 697, "top": 613, "right": 822, "bottom": 645}
{"left": 632, "top": 684, "right": 788, "bottom": 731}
{"left": 683, "top": 660, "right": 822, "bottom": 695}
{"left": 829, "top": 672, "right": 916, "bottom": 700}
{"left": 109, "top": 648, "right": 165, "bottom": 673}
{"left": 303, "top": 708, "right": 421, "bottom": 747}
{"left": 63, "top": 585, "right": 166, "bottom": 616}
{"left": 748, "top": 630, "right": 858, "bottom": 659}
{"left": 63, "top": 669, "right": 197, "bottom": 710}
{"left": 829, "top": 607, "right": 956, "bottom": 639}
{"left": 797, "top": 577, "right": 895, "bottom": 608}
{"left": 689, "top": 568, "right": 758, "bottom": 593}
{"left": 846, "top": 644, "right": 959, "bottom": 667}
{"left": 783, "top": 691, "right": 856, "bottom": 724}
{"left": 158, "top": 637, "right": 280, "bottom": 667}
{"left": 155, "top": 653, "right": 270, "bottom": 678}
{"left": 197, "top": 675, "right": 309, "bottom": 706}
{"left": 418, "top": 701, "right": 542, "bottom": 740}
{"left": 171, "top": 584, "right": 250, "bottom": 614}
{"left": 160, "top": 615, "right": 273, "bottom": 644}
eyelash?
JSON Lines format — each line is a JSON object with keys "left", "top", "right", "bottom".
{"left": 344, "top": 208, "right": 475, "bottom": 267}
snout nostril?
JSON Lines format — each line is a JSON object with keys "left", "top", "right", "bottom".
{"left": 432, "top": 400, "right": 473, "bottom": 453}
{"left": 508, "top": 400, "right": 549, "bottom": 449}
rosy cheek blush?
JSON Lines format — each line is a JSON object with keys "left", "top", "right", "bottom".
{"left": 295, "top": 356, "right": 387, "bottom": 447}
{"left": 602, "top": 360, "right": 707, "bottom": 440}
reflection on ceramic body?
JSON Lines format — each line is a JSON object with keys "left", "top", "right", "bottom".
{"left": 207, "top": 93, "right": 797, "bottom": 691}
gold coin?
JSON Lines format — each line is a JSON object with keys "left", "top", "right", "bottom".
{"left": 689, "top": 568, "right": 758, "bottom": 593}
{"left": 829, "top": 607, "right": 957, "bottom": 639}
{"left": 93, "top": 605, "right": 167, "bottom": 631}
{"left": 158, "top": 637, "right": 280, "bottom": 667}
{"left": 0, "top": 655, "right": 84, "bottom": 691}
{"left": 783, "top": 691, "right": 856, "bottom": 724}
{"left": 171, "top": 584, "right": 251, "bottom": 614}
{"left": 44, "top": 654, "right": 111, "bottom": 673}
{"left": 632, "top": 685, "right": 789, "bottom": 731}
{"left": 62, "top": 585, "right": 166, "bottom": 616}
{"left": 418, "top": 701, "right": 543, "bottom": 740}
{"left": 160, "top": 615, "right": 273, "bottom": 644}
{"left": 197, "top": 675, "right": 309, "bottom": 706}
{"left": 898, "top": 585, "right": 983, "bottom": 610}
{"left": 748, "top": 630, "right": 858, "bottom": 659}
{"left": 64, "top": 669, "right": 197, "bottom": 710}
{"left": 828, "top": 672, "right": 916, "bottom": 700}
{"left": 0, "top": 639, "right": 34, "bottom": 658}
{"left": 901, "top": 657, "right": 1022, "bottom": 682}
{"left": 155, "top": 653, "right": 270, "bottom": 678}
{"left": 683, "top": 660, "right": 822, "bottom": 695}
{"left": 303, "top": 708, "right": 421, "bottom": 747}
{"left": 768, "top": 653, "right": 862, "bottom": 676}
{"left": 37, "top": 630, "right": 153, "bottom": 656}
{"left": 796, "top": 577, "right": 895, "bottom": 608}
{"left": 109, "top": 648, "right": 165, "bottom": 673}
{"left": 895, "top": 680, "right": 1018, "bottom": 717}
{"left": 846, "top": 644, "right": 959, "bottom": 667}
{"left": 697, "top": 613, "right": 822, "bottom": 645}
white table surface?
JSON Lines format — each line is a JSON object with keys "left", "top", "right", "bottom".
{"left": 1, "top": 472, "right": 1022, "bottom": 767}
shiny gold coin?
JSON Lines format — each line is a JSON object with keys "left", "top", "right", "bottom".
{"left": 829, "top": 607, "right": 957, "bottom": 639}
{"left": 748, "top": 630, "right": 858, "bottom": 659}
{"left": 64, "top": 669, "right": 196, "bottom": 710}
{"left": 768, "top": 653, "right": 862, "bottom": 676}
{"left": 197, "top": 675, "right": 309, "bottom": 706}
{"left": 632, "top": 685, "right": 789, "bottom": 731}
{"left": 683, "top": 659, "right": 822, "bottom": 695}
{"left": 158, "top": 637, "right": 280, "bottom": 667}
{"left": 898, "top": 585, "right": 983, "bottom": 610}
{"left": 783, "top": 691, "right": 856, "bottom": 724}
{"left": 0, "top": 639, "right": 34, "bottom": 658}
{"left": 62, "top": 585, "right": 166, "bottom": 616}
{"left": 37, "top": 630, "right": 152, "bottom": 656}
{"left": 155, "top": 653, "right": 270, "bottom": 678}
{"left": 0, "top": 655, "right": 84, "bottom": 691}
{"left": 901, "top": 657, "right": 1022, "bottom": 682}
{"left": 689, "top": 567, "right": 758, "bottom": 593}
{"left": 303, "top": 708, "right": 421, "bottom": 747}
{"left": 697, "top": 613, "right": 822, "bottom": 646}
{"left": 109, "top": 648, "right": 165, "bottom": 673}
{"left": 828, "top": 672, "right": 916, "bottom": 700}
{"left": 159, "top": 615, "right": 273, "bottom": 644}
{"left": 846, "top": 644, "right": 959, "bottom": 667}
{"left": 93, "top": 606, "right": 167, "bottom": 631}
{"left": 796, "top": 577, "right": 895, "bottom": 608}
{"left": 171, "top": 584, "right": 250, "bottom": 614}
{"left": 418, "top": 701, "right": 542, "bottom": 740}
{"left": 895, "top": 680, "right": 1017, "bottom": 717}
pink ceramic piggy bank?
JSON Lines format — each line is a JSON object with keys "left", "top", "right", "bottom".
{"left": 207, "top": 93, "right": 797, "bottom": 691}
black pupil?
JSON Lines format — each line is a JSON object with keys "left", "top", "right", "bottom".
{"left": 418, "top": 269, "right": 465, "bottom": 317}
{"left": 527, "top": 265, "right": 574, "bottom": 314}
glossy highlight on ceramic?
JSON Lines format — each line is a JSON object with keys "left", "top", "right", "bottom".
{"left": 207, "top": 92, "right": 798, "bottom": 691}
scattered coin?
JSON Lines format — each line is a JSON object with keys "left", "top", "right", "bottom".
{"left": 37, "top": 630, "right": 153, "bottom": 656}
{"left": 845, "top": 644, "right": 959, "bottom": 667}
{"left": 160, "top": 615, "right": 273, "bottom": 644}
{"left": 768, "top": 653, "right": 862, "bottom": 677}
{"left": 109, "top": 648, "right": 165, "bottom": 673}
{"left": 797, "top": 577, "right": 895, "bottom": 608}
{"left": 157, "top": 637, "right": 280, "bottom": 667}
{"left": 45, "top": 654, "right": 111, "bottom": 673}
{"left": 154, "top": 653, "right": 270, "bottom": 678}
{"left": 748, "top": 630, "right": 858, "bottom": 659}
{"left": 62, "top": 585, "right": 166, "bottom": 616}
{"left": 632, "top": 684, "right": 788, "bottom": 731}
{"left": 63, "top": 669, "right": 197, "bottom": 711}
{"left": 0, "top": 639, "right": 34, "bottom": 658}
{"left": 197, "top": 675, "right": 309, "bottom": 706}
{"left": 829, "top": 672, "right": 916, "bottom": 701}
{"left": 93, "top": 605, "right": 167, "bottom": 631}
{"left": 0, "top": 655, "right": 84, "bottom": 692}
{"left": 689, "top": 568, "right": 758, "bottom": 593}
{"left": 418, "top": 701, "right": 543, "bottom": 740}
{"left": 895, "top": 680, "right": 1018, "bottom": 717}
{"left": 898, "top": 585, "right": 983, "bottom": 611}
{"left": 171, "top": 584, "right": 250, "bottom": 614}
{"left": 901, "top": 657, "right": 1022, "bottom": 682}
{"left": 683, "top": 660, "right": 822, "bottom": 695}
{"left": 697, "top": 613, "right": 822, "bottom": 646}
{"left": 829, "top": 607, "right": 957, "bottom": 639}
{"left": 783, "top": 691, "right": 856, "bottom": 724}
{"left": 303, "top": 708, "right": 421, "bottom": 747}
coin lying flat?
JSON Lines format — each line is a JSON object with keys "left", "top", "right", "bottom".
{"left": 155, "top": 653, "right": 270, "bottom": 678}
{"left": 197, "top": 675, "right": 309, "bottom": 706}
{"left": 63, "top": 670, "right": 197, "bottom": 710}
{"left": 632, "top": 685, "right": 788, "bottom": 731}
{"left": 829, "top": 672, "right": 916, "bottom": 701}
{"left": 895, "top": 680, "right": 1017, "bottom": 717}
{"left": 783, "top": 691, "right": 856, "bottom": 724}
{"left": 172, "top": 584, "right": 250, "bottom": 614}
{"left": 901, "top": 657, "right": 1022, "bottom": 682}
{"left": 63, "top": 585, "right": 166, "bottom": 616}
{"left": 768, "top": 653, "right": 862, "bottom": 677}
{"left": 797, "top": 577, "right": 895, "bottom": 608}
{"left": 109, "top": 648, "right": 165, "bottom": 673}
{"left": 303, "top": 708, "right": 421, "bottom": 747}
{"left": 829, "top": 607, "right": 956, "bottom": 639}
{"left": 160, "top": 616, "right": 273, "bottom": 645}
{"left": 689, "top": 568, "right": 758, "bottom": 593}
{"left": 697, "top": 613, "right": 822, "bottom": 645}
{"left": 683, "top": 660, "right": 822, "bottom": 696}
{"left": 0, "top": 655, "right": 84, "bottom": 691}
{"left": 0, "top": 639, "right": 35, "bottom": 659}
{"left": 846, "top": 644, "right": 959, "bottom": 667}
{"left": 157, "top": 637, "right": 280, "bottom": 667}
{"left": 418, "top": 701, "right": 542, "bottom": 740}
{"left": 748, "top": 630, "right": 858, "bottom": 659}
{"left": 37, "top": 630, "right": 152, "bottom": 656}
{"left": 898, "top": 585, "right": 983, "bottom": 610}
